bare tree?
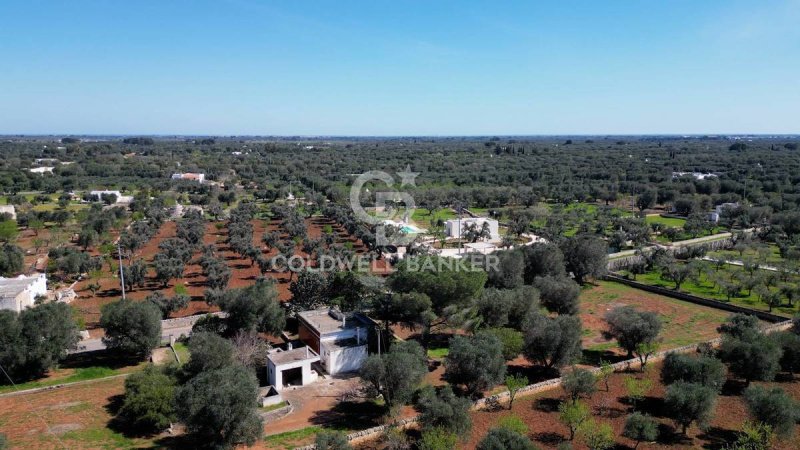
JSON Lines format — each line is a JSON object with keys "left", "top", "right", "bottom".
{"left": 231, "top": 331, "right": 270, "bottom": 369}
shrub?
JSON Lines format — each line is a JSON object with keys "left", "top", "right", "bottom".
{"left": 660, "top": 352, "right": 726, "bottom": 391}
{"left": 485, "top": 327, "right": 524, "bottom": 360}
{"left": 664, "top": 381, "right": 717, "bottom": 435}
{"left": 119, "top": 364, "right": 177, "bottom": 432}
{"left": 418, "top": 427, "right": 457, "bottom": 450}
{"left": 415, "top": 386, "right": 472, "bottom": 437}
{"left": 622, "top": 412, "right": 658, "bottom": 449}
{"left": 315, "top": 430, "right": 352, "bottom": 450}
{"left": 743, "top": 385, "right": 798, "bottom": 438}
{"left": 477, "top": 427, "right": 538, "bottom": 450}
{"left": 562, "top": 368, "right": 597, "bottom": 404}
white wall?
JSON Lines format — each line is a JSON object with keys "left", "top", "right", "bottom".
{"left": 325, "top": 345, "right": 367, "bottom": 375}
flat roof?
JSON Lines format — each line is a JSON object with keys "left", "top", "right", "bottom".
{"left": 297, "top": 309, "right": 367, "bottom": 335}
{"left": 268, "top": 346, "right": 319, "bottom": 366}
{"left": 0, "top": 275, "right": 42, "bottom": 300}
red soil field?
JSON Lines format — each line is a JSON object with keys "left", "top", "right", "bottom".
{"left": 71, "top": 216, "right": 390, "bottom": 333}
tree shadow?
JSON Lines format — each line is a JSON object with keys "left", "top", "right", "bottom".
{"left": 581, "top": 349, "right": 628, "bottom": 366}
{"left": 697, "top": 427, "right": 739, "bottom": 449}
{"left": 655, "top": 423, "right": 692, "bottom": 446}
{"left": 532, "top": 431, "right": 565, "bottom": 446}
{"left": 150, "top": 433, "right": 209, "bottom": 449}
{"left": 618, "top": 396, "right": 666, "bottom": 418}
{"left": 308, "top": 400, "right": 385, "bottom": 430}
{"left": 506, "top": 364, "right": 559, "bottom": 384}
{"left": 61, "top": 350, "right": 143, "bottom": 371}
{"left": 721, "top": 379, "right": 747, "bottom": 396}
{"left": 533, "top": 397, "right": 562, "bottom": 413}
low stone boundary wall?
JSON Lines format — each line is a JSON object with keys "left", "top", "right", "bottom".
{"left": 605, "top": 275, "right": 788, "bottom": 323}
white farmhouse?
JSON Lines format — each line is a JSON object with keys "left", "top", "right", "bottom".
{"left": 444, "top": 217, "right": 500, "bottom": 240}
{"left": 297, "top": 308, "right": 370, "bottom": 376}
{"left": 266, "top": 345, "right": 320, "bottom": 391}
{"left": 29, "top": 167, "right": 54, "bottom": 175}
{"left": 0, "top": 274, "right": 47, "bottom": 313}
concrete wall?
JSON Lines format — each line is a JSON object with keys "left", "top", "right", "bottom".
{"left": 325, "top": 345, "right": 367, "bottom": 375}
{"left": 267, "top": 358, "right": 317, "bottom": 391}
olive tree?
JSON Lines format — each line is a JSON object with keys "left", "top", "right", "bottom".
{"left": 664, "top": 381, "right": 717, "bottom": 435}
{"left": 444, "top": 332, "right": 506, "bottom": 396}
{"left": 523, "top": 314, "right": 582, "bottom": 369}
{"left": 360, "top": 340, "right": 427, "bottom": 410}
{"left": 100, "top": 299, "right": 162, "bottom": 359}
{"left": 175, "top": 364, "right": 263, "bottom": 448}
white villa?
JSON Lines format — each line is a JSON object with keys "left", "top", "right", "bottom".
{"left": 444, "top": 217, "right": 500, "bottom": 240}
{"left": 29, "top": 167, "right": 54, "bottom": 175}
{"left": 297, "top": 308, "right": 370, "bottom": 375}
{"left": 266, "top": 308, "right": 371, "bottom": 391}
{"left": 0, "top": 274, "right": 47, "bottom": 313}
{"left": 171, "top": 173, "right": 206, "bottom": 183}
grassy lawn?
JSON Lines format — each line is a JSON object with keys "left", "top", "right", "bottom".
{"left": 622, "top": 263, "right": 798, "bottom": 317}
{"left": 411, "top": 208, "right": 456, "bottom": 225}
{"left": 0, "top": 362, "right": 146, "bottom": 395}
{"left": 580, "top": 281, "right": 733, "bottom": 357}
{"left": 427, "top": 347, "right": 449, "bottom": 359}
{"left": 645, "top": 214, "right": 686, "bottom": 228}
{"left": 173, "top": 342, "right": 190, "bottom": 364}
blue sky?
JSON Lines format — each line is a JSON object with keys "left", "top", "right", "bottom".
{"left": 1, "top": 0, "right": 799, "bottom": 135}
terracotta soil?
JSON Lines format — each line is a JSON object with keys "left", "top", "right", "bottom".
{"left": 71, "top": 217, "right": 388, "bottom": 332}
{"left": 356, "top": 360, "right": 800, "bottom": 450}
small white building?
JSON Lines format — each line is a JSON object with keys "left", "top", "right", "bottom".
{"left": 267, "top": 345, "right": 320, "bottom": 391}
{"left": 29, "top": 167, "right": 54, "bottom": 175}
{"left": 171, "top": 173, "right": 206, "bottom": 183}
{"left": 88, "top": 190, "right": 133, "bottom": 204}
{"left": 0, "top": 205, "right": 16, "bottom": 220}
{"left": 0, "top": 274, "right": 47, "bottom": 313}
{"left": 444, "top": 217, "right": 500, "bottom": 240}
{"left": 297, "top": 308, "right": 370, "bottom": 376}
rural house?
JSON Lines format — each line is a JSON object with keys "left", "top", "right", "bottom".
{"left": 0, "top": 274, "right": 47, "bottom": 313}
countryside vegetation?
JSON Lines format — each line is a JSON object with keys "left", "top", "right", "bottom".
{"left": 1, "top": 135, "right": 800, "bottom": 450}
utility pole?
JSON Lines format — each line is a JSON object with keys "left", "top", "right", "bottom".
{"left": 118, "top": 242, "right": 126, "bottom": 300}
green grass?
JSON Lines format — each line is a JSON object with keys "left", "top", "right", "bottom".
{"left": 261, "top": 401, "right": 288, "bottom": 412}
{"left": 708, "top": 244, "right": 784, "bottom": 266}
{"left": 580, "top": 280, "right": 732, "bottom": 351}
{"left": 0, "top": 366, "right": 121, "bottom": 394}
{"left": 173, "top": 342, "right": 190, "bottom": 365}
{"left": 411, "top": 208, "right": 456, "bottom": 225}
{"left": 62, "top": 427, "right": 141, "bottom": 450}
{"left": 624, "top": 263, "right": 798, "bottom": 317}
{"left": 645, "top": 214, "right": 686, "bottom": 228}
{"left": 264, "top": 425, "right": 348, "bottom": 450}
{"left": 427, "top": 347, "right": 449, "bottom": 359}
